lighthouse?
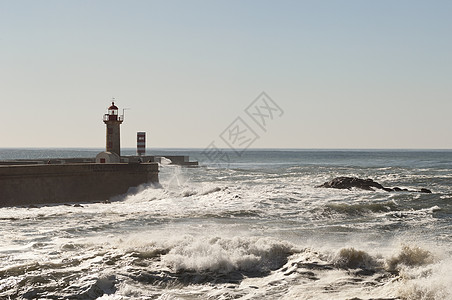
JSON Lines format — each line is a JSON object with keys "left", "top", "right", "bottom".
{"left": 103, "top": 101, "right": 123, "bottom": 156}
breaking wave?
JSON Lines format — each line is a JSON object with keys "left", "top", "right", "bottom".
{"left": 332, "top": 247, "right": 380, "bottom": 270}
{"left": 163, "top": 236, "right": 295, "bottom": 275}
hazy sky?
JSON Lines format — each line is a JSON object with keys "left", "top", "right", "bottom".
{"left": 1, "top": 0, "right": 451, "bottom": 149}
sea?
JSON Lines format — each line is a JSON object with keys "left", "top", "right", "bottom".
{"left": 1, "top": 148, "right": 452, "bottom": 300}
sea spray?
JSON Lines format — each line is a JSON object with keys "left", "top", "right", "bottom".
{"left": 386, "top": 244, "right": 435, "bottom": 273}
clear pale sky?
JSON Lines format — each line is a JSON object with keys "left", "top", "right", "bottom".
{"left": 1, "top": 0, "right": 451, "bottom": 149}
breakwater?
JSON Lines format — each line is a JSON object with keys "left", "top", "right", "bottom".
{"left": 0, "top": 155, "right": 198, "bottom": 167}
{"left": 0, "top": 163, "right": 158, "bottom": 207}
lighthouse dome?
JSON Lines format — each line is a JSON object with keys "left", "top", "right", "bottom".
{"left": 108, "top": 102, "right": 118, "bottom": 110}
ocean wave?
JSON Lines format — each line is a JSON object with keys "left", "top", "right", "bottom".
{"left": 181, "top": 186, "right": 223, "bottom": 197}
{"left": 326, "top": 201, "right": 399, "bottom": 216}
{"left": 385, "top": 205, "right": 441, "bottom": 220}
{"left": 2, "top": 233, "right": 451, "bottom": 300}
{"left": 332, "top": 247, "right": 380, "bottom": 270}
{"left": 386, "top": 244, "right": 436, "bottom": 273}
{"left": 162, "top": 236, "right": 295, "bottom": 275}
{"left": 279, "top": 244, "right": 450, "bottom": 299}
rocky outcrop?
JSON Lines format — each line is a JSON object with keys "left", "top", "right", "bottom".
{"left": 316, "top": 177, "right": 432, "bottom": 193}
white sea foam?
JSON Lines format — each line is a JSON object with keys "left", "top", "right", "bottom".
{"left": 397, "top": 258, "right": 452, "bottom": 300}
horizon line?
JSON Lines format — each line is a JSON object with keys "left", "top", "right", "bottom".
{"left": 1, "top": 147, "right": 452, "bottom": 151}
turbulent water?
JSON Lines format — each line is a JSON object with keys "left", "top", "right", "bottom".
{"left": 1, "top": 148, "right": 452, "bottom": 300}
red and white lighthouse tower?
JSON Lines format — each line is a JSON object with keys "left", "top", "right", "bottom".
{"left": 103, "top": 101, "right": 123, "bottom": 156}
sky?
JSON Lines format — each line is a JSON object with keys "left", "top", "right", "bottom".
{"left": 1, "top": 0, "right": 451, "bottom": 149}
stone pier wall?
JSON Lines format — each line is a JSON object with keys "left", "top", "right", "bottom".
{"left": 0, "top": 163, "right": 159, "bottom": 207}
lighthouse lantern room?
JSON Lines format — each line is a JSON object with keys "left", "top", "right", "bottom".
{"left": 103, "top": 101, "right": 124, "bottom": 156}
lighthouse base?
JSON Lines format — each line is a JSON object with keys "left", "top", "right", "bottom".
{"left": 0, "top": 163, "right": 159, "bottom": 207}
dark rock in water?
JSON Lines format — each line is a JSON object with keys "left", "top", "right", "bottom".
{"left": 316, "top": 177, "right": 387, "bottom": 191}
{"left": 317, "top": 177, "right": 432, "bottom": 193}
